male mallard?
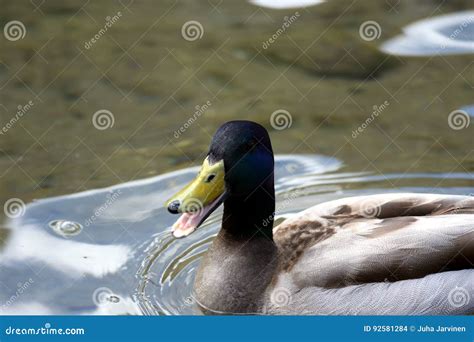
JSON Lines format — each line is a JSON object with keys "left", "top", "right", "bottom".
{"left": 166, "top": 120, "right": 474, "bottom": 315}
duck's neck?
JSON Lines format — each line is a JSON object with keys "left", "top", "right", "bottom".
{"left": 194, "top": 181, "right": 278, "bottom": 314}
{"left": 221, "top": 183, "right": 275, "bottom": 240}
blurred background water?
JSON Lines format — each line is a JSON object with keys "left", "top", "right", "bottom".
{"left": 0, "top": 0, "right": 473, "bottom": 315}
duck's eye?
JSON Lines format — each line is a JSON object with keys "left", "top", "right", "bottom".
{"left": 205, "top": 174, "right": 216, "bottom": 183}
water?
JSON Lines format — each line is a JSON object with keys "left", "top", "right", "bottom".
{"left": 459, "top": 105, "right": 474, "bottom": 117}
{"left": 381, "top": 11, "right": 474, "bottom": 56}
{"left": 49, "top": 219, "right": 83, "bottom": 237}
{"left": 1, "top": 154, "right": 472, "bottom": 315}
{"left": 1, "top": 2, "right": 472, "bottom": 209}
{"left": 248, "top": 0, "right": 325, "bottom": 9}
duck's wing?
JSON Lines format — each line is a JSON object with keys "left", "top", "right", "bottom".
{"left": 273, "top": 193, "right": 474, "bottom": 288}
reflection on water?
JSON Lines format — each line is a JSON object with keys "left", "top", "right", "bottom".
{"left": 249, "top": 0, "right": 324, "bottom": 9}
{"left": 382, "top": 11, "right": 474, "bottom": 56}
{"left": 459, "top": 105, "right": 474, "bottom": 117}
{"left": 2, "top": 226, "right": 130, "bottom": 277}
{"left": 2, "top": 154, "right": 470, "bottom": 315}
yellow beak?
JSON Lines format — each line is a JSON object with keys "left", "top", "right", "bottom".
{"left": 165, "top": 157, "right": 226, "bottom": 237}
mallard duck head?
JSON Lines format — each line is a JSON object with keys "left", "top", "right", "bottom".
{"left": 166, "top": 120, "right": 274, "bottom": 238}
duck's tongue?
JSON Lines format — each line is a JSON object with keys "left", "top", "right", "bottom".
{"left": 171, "top": 211, "right": 204, "bottom": 238}
{"left": 171, "top": 201, "right": 217, "bottom": 238}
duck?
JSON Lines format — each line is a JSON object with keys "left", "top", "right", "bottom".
{"left": 166, "top": 120, "right": 474, "bottom": 315}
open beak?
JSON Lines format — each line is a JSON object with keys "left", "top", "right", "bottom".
{"left": 165, "top": 157, "right": 226, "bottom": 238}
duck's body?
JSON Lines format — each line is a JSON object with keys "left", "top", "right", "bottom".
{"left": 166, "top": 121, "right": 474, "bottom": 315}
{"left": 268, "top": 193, "right": 474, "bottom": 315}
